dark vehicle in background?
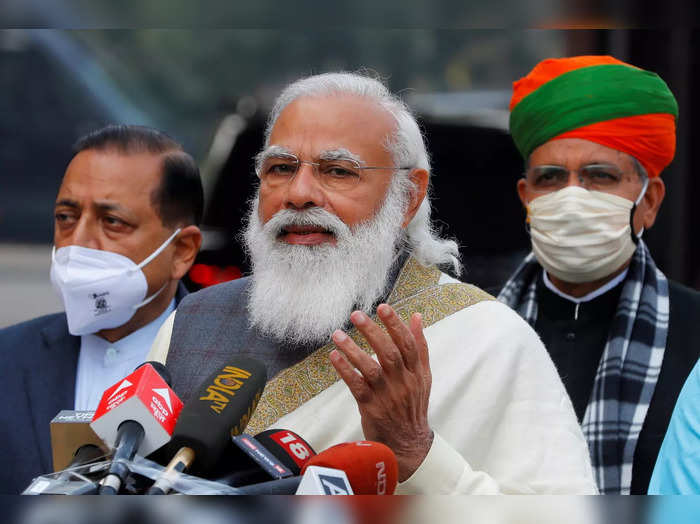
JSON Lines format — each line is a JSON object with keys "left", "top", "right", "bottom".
{"left": 186, "top": 90, "right": 529, "bottom": 295}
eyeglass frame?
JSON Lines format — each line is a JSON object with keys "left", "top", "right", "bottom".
{"left": 254, "top": 148, "right": 413, "bottom": 190}
{"left": 522, "top": 163, "right": 641, "bottom": 194}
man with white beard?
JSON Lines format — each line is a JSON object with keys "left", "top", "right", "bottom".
{"left": 148, "top": 72, "right": 596, "bottom": 493}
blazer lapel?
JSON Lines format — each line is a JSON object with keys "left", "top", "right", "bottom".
{"left": 27, "top": 315, "right": 80, "bottom": 472}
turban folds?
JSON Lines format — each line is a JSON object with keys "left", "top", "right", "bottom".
{"left": 509, "top": 56, "right": 678, "bottom": 178}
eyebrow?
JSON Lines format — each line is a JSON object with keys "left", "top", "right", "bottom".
{"left": 318, "top": 148, "right": 363, "bottom": 164}
{"left": 255, "top": 145, "right": 293, "bottom": 172}
{"left": 54, "top": 198, "right": 132, "bottom": 216}
{"left": 55, "top": 198, "right": 80, "bottom": 209}
{"left": 255, "top": 145, "right": 364, "bottom": 170}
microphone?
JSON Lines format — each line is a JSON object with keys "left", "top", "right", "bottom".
{"left": 302, "top": 441, "right": 398, "bottom": 495}
{"left": 233, "top": 440, "right": 398, "bottom": 495}
{"left": 254, "top": 429, "right": 316, "bottom": 474}
{"left": 89, "top": 363, "right": 183, "bottom": 494}
{"left": 146, "top": 357, "right": 267, "bottom": 494}
{"left": 230, "top": 465, "right": 351, "bottom": 495}
{"left": 215, "top": 429, "right": 316, "bottom": 487}
{"left": 50, "top": 410, "right": 108, "bottom": 472}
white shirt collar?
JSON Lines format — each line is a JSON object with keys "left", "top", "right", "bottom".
{"left": 74, "top": 298, "right": 176, "bottom": 411}
{"left": 542, "top": 268, "right": 628, "bottom": 304}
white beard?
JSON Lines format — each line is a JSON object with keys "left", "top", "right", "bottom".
{"left": 243, "top": 178, "right": 410, "bottom": 346}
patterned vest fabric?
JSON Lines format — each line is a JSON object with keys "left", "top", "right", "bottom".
{"left": 166, "top": 277, "right": 314, "bottom": 404}
{"left": 166, "top": 257, "right": 493, "bottom": 431}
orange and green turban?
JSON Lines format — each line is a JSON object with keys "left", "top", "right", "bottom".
{"left": 509, "top": 56, "right": 678, "bottom": 177}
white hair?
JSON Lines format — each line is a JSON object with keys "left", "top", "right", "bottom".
{"left": 264, "top": 71, "right": 462, "bottom": 275}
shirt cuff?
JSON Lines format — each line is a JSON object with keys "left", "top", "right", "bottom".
{"left": 396, "top": 432, "right": 499, "bottom": 494}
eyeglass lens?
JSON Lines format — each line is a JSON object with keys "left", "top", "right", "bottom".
{"left": 260, "top": 154, "right": 362, "bottom": 191}
{"left": 526, "top": 164, "right": 625, "bottom": 192}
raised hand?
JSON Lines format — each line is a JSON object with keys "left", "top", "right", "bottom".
{"left": 329, "top": 303, "right": 433, "bottom": 481}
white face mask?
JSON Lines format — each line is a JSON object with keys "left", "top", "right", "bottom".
{"left": 527, "top": 181, "right": 647, "bottom": 284}
{"left": 50, "top": 228, "right": 181, "bottom": 336}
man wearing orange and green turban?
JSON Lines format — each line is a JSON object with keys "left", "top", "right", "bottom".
{"left": 499, "top": 56, "right": 700, "bottom": 494}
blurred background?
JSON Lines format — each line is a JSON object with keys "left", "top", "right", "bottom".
{"left": 1, "top": 0, "right": 699, "bottom": 328}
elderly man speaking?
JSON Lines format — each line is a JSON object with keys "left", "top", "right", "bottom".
{"left": 149, "top": 72, "right": 596, "bottom": 494}
{"left": 500, "top": 56, "right": 700, "bottom": 494}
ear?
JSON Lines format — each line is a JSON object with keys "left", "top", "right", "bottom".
{"left": 517, "top": 178, "right": 530, "bottom": 207}
{"left": 170, "top": 225, "right": 203, "bottom": 280}
{"left": 401, "top": 168, "right": 429, "bottom": 228}
{"left": 637, "top": 177, "right": 665, "bottom": 231}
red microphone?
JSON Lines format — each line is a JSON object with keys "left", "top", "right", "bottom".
{"left": 302, "top": 441, "right": 399, "bottom": 495}
{"left": 90, "top": 363, "right": 183, "bottom": 494}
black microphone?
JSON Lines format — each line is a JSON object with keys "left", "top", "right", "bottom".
{"left": 147, "top": 357, "right": 267, "bottom": 494}
{"left": 61, "top": 444, "right": 105, "bottom": 472}
{"left": 214, "top": 429, "right": 316, "bottom": 488}
{"left": 136, "top": 361, "right": 173, "bottom": 385}
{"left": 254, "top": 429, "right": 316, "bottom": 475}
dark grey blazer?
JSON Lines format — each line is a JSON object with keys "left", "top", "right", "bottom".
{"left": 0, "top": 283, "right": 188, "bottom": 494}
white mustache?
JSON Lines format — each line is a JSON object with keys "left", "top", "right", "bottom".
{"left": 261, "top": 207, "right": 352, "bottom": 241}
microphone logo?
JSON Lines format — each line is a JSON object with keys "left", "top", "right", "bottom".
{"left": 319, "top": 474, "right": 351, "bottom": 495}
{"left": 107, "top": 379, "right": 132, "bottom": 401}
{"left": 153, "top": 388, "right": 173, "bottom": 413}
{"left": 199, "top": 366, "right": 253, "bottom": 414}
{"left": 376, "top": 461, "right": 387, "bottom": 495}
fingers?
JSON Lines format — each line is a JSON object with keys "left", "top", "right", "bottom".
{"left": 329, "top": 349, "right": 373, "bottom": 403}
{"left": 331, "top": 330, "right": 386, "bottom": 391}
{"left": 409, "top": 312, "right": 429, "bottom": 369}
{"left": 350, "top": 309, "right": 407, "bottom": 374}
{"left": 377, "top": 304, "right": 421, "bottom": 371}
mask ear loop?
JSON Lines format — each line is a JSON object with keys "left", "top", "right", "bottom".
{"left": 132, "top": 282, "right": 169, "bottom": 311}
{"left": 128, "top": 228, "right": 182, "bottom": 309}
{"left": 629, "top": 177, "right": 649, "bottom": 245}
{"left": 127, "top": 228, "right": 182, "bottom": 275}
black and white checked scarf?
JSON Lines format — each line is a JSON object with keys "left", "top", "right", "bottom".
{"left": 498, "top": 240, "right": 669, "bottom": 494}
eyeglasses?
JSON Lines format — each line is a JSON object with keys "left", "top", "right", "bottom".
{"left": 256, "top": 153, "right": 412, "bottom": 192}
{"left": 524, "top": 164, "right": 631, "bottom": 193}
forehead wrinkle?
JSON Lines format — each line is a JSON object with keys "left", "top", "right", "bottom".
{"left": 93, "top": 201, "right": 126, "bottom": 213}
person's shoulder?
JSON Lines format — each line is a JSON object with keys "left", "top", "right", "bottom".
{"left": 178, "top": 276, "right": 252, "bottom": 309}
{"left": 668, "top": 279, "right": 700, "bottom": 306}
{"left": 0, "top": 312, "right": 67, "bottom": 341}
{"left": 0, "top": 312, "right": 68, "bottom": 368}
{"left": 437, "top": 273, "right": 536, "bottom": 334}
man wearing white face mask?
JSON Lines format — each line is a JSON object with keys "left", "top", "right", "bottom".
{"left": 499, "top": 56, "right": 700, "bottom": 494}
{"left": 0, "top": 125, "right": 203, "bottom": 493}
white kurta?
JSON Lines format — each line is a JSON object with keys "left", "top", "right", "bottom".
{"left": 148, "top": 275, "right": 597, "bottom": 494}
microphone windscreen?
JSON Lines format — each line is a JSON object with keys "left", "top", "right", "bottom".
{"left": 169, "top": 357, "right": 267, "bottom": 474}
{"left": 136, "top": 361, "right": 172, "bottom": 387}
{"left": 302, "top": 441, "right": 398, "bottom": 495}
{"left": 254, "top": 429, "right": 316, "bottom": 475}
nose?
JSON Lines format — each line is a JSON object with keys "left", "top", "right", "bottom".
{"left": 284, "top": 162, "right": 326, "bottom": 211}
{"left": 68, "top": 216, "right": 101, "bottom": 249}
{"left": 566, "top": 170, "right": 585, "bottom": 188}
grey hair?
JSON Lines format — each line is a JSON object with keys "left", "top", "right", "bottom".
{"left": 632, "top": 158, "right": 649, "bottom": 183}
{"left": 264, "top": 71, "right": 462, "bottom": 275}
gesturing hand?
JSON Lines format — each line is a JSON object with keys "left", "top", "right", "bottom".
{"left": 329, "top": 303, "right": 434, "bottom": 482}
